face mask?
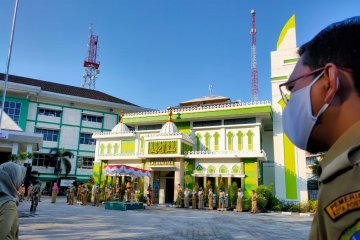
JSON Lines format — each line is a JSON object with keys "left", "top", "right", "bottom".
{"left": 282, "top": 71, "right": 337, "bottom": 151}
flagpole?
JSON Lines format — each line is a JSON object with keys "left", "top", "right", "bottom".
{"left": 0, "top": 0, "right": 20, "bottom": 132}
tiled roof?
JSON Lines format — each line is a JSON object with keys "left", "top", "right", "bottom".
{"left": 0, "top": 73, "right": 139, "bottom": 107}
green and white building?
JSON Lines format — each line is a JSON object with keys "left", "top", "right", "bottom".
{"left": 0, "top": 73, "right": 147, "bottom": 185}
{"left": 92, "top": 14, "right": 309, "bottom": 203}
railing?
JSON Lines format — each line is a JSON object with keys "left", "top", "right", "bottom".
{"left": 124, "top": 100, "right": 270, "bottom": 117}
{"left": 185, "top": 149, "right": 267, "bottom": 157}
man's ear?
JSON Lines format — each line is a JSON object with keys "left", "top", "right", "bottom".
{"left": 324, "top": 63, "right": 339, "bottom": 103}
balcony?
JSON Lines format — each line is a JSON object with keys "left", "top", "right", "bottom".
{"left": 184, "top": 149, "right": 267, "bottom": 160}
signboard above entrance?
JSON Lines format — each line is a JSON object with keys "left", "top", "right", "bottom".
{"left": 148, "top": 141, "right": 178, "bottom": 154}
{"left": 150, "top": 159, "right": 175, "bottom": 166}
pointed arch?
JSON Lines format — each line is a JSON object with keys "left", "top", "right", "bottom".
{"left": 196, "top": 133, "right": 202, "bottom": 151}
{"left": 237, "top": 131, "right": 244, "bottom": 150}
{"left": 219, "top": 165, "right": 229, "bottom": 174}
{"left": 107, "top": 143, "right": 112, "bottom": 154}
{"left": 140, "top": 136, "right": 145, "bottom": 153}
{"left": 207, "top": 165, "right": 216, "bottom": 174}
{"left": 114, "top": 143, "right": 119, "bottom": 154}
{"left": 213, "top": 132, "right": 220, "bottom": 151}
{"left": 231, "top": 165, "right": 240, "bottom": 174}
{"left": 195, "top": 164, "right": 204, "bottom": 174}
{"left": 205, "top": 132, "right": 211, "bottom": 150}
{"left": 247, "top": 130, "right": 254, "bottom": 150}
{"left": 227, "top": 131, "right": 234, "bottom": 151}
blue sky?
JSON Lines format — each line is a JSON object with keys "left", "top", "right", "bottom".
{"left": 0, "top": 1, "right": 359, "bottom": 110}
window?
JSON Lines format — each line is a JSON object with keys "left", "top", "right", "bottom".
{"left": 32, "top": 153, "right": 55, "bottom": 167}
{"left": 224, "top": 118, "right": 256, "bottom": 125}
{"left": 78, "top": 157, "right": 94, "bottom": 169}
{"left": 82, "top": 114, "right": 103, "bottom": 123}
{"left": 1, "top": 100, "right": 21, "bottom": 124}
{"left": 80, "top": 133, "right": 96, "bottom": 145}
{"left": 213, "top": 132, "right": 219, "bottom": 151}
{"left": 196, "top": 134, "right": 202, "bottom": 151}
{"left": 247, "top": 130, "right": 254, "bottom": 150}
{"left": 36, "top": 128, "right": 59, "bottom": 142}
{"left": 237, "top": 131, "right": 244, "bottom": 150}
{"left": 227, "top": 131, "right": 233, "bottom": 151}
{"left": 138, "top": 124, "right": 162, "bottom": 131}
{"left": 193, "top": 120, "right": 221, "bottom": 128}
{"left": 38, "top": 108, "right": 61, "bottom": 117}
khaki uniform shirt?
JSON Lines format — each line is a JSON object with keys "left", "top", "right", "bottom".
{"left": 309, "top": 121, "right": 360, "bottom": 240}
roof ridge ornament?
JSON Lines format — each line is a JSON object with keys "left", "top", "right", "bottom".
{"left": 120, "top": 110, "right": 124, "bottom": 123}
{"left": 167, "top": 107, "right": 173, "bottom": 122}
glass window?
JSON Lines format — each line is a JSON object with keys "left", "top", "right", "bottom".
{"left": 78, "top": 157, "right": 94, "bottom": 169}
{"left": 35, "top": 128, "right": 59, "bottom": 142}
{"left": 80, "top": 133, "right": 96, "bottom": 145}
{"left": 82, "top": 114, "right": 103, "bottom": 123}
{"left": 193, "top": 120, "right": 221, "bottom": 128}
{"left": 38, "top": 108, "right": 61, "bottom": 117}
{"left": 224, "top": 118, "right": 256, "bottom": 125}
{"left": 138, "top": 124, "right": 162, "bottom": 131}
{"left": 32, "top": 153, "right": 55, "bottom": 167}
{"left": 0, "top": 100, "right": 21, "bottom": 124}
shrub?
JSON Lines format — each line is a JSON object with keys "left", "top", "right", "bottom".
{"left": 257, "top": 194, "right": 267, "bottom": 211}
{"left": 243, "top": 198, "right": 251, "bottom": 211}
{"left": 229, "top": 182, "right": 238, "bottom": 207}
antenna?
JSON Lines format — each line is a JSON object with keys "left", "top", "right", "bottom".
{"left": 250, "top": 9, "right": 259, "bottom": 102}
{"left": 208, "top": 84, "right": 213, "bottom": 96}
{"left": 82, "top": 25, "right": 100, "bottom": 90}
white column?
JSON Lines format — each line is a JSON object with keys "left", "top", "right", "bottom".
{"left": 11, "top": 143, "right": 18, "bottom": 155}
{"left": 174, "top": 158, "right": 184, "bottom": 202}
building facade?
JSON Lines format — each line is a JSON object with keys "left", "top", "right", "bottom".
{"left": 93, "top": 97, "right": 273, "bottom": 204}
{"left": 0, "top": 73, "right": 147, "bottom": 187}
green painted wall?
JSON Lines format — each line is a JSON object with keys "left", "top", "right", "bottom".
{"left": 123, "top": 105, "right": 272, "bottom": 125}
{"left": 175, "top": 121, "right": 190, "bottom": 134}
{"left": 243, "top": 158, "right": 258, "bottom": 199}
{"left": 184, "top": 159, "right": 194, "bottom": 190}
{"left": 0, "top": 95, "right": 30, "bottom": 130}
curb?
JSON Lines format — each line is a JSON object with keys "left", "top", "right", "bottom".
{"left": 267, "top": 210, "right": 315, "bottom": 217}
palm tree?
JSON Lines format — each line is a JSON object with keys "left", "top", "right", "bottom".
{"left": 50, "top": 148, "right": 74, "bottom": 181}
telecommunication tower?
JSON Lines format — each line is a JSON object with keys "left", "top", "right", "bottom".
{"left": 250, "top": 9, "right": 258, "bottom": 102}
{"left": 82, "top": 25, "right": 100, "bottom": 90}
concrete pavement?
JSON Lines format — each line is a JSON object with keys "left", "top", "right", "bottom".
{"left": 18, "top": 196, "right": 312, "bottom": 240}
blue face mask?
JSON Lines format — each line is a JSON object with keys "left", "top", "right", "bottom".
{"left": 282, "top": 71, "right": 337, "bottom": 151}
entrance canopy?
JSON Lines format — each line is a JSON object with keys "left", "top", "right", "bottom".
{"left": 104, "top": 164, "right": 151, "bottom": 178}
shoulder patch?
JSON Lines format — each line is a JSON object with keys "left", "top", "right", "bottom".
{"left": 325, "top": 191, "right": 360, "bottom": 221}
{"left": 340, "top": 219, "right": 360, "bottom": 240}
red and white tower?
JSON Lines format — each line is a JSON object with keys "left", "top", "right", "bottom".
{"left": 82, "top": 25, "right": 100, "bottom": 90}
{"left": 250, "top": 9, "right": 258, "bottom": 102}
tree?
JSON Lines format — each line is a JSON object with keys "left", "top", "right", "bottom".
{"left": 50, "top": 148, "right": 74, "bottom": 181}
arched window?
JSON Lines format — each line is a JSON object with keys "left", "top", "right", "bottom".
{"left": 237, "top": 131, "right": 244, "bottom": 150}
{"left": 231, "top": 165, "right": 240, "bottom": 174}
{"left": 205, "top": 133, "right": 211, "bottom": 151}
{"left": 247, "top": 130, "right": 254, "bottom": 150}
{"left": 219, "top": 165, "right": 229, "bottom": 174}
{"left": 114, "top": 143, "right": 119, "bottom": 154}
{"left": 213, "top": 132, "right": 219, "bottom": 151}
{"left": 195, "top": 164, "right": 204, "bottom": 174}
{"left": 107, "top": 143, "right": 112, "bottom": 154}
{"left": 196, "top": 133, "right": 202, "bottom": 151}
{"left": 207, "top": 165, "right": 216, "bottom": 174}
{"left": 227, "top": 131, "right": 234, "bottom": 151}
{"left": 100, "top": 143, "right": 105, "bottom": 154}
{"left": 140, "top": 136, "right": 145, "bottom": 153}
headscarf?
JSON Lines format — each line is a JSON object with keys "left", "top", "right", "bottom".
{"left": 0, "top": 162, "right": 26, "bottom": 206}
{"left": 52, "top": 183, "right": 59, "bottom": 193}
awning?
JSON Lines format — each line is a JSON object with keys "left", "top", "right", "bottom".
{"left": 104, "top": 164, "right": 151, "bottom": 178}
{"left": 191, "top": 173, "right": 245, "bottom": 178}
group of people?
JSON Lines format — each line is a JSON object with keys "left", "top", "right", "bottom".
{"left": 175, "top": 184, "right": 258, "bottom": 213}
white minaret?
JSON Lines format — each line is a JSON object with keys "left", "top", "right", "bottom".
{"left": 270, "top": 15, "right": 308, "bottom": 202}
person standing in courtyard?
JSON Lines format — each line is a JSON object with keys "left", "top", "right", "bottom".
{"left": 184, "top": 188, "right": 190, "bottom": 208}
{"left": 198, "top": 187, "right": 204, "bottom": 209}
{"left": 68, "top": 185, "right": 75, "bottom": 205}
{"left": 77, "top": 183, "right": 82, "bottom": 203}
{"left": 27, "top": 183, "right": 33, "bottom": 201}
{"left": 18, "top": 184, "right": 25, "bottom": 202}
{"left": 93, "top": 184, "right": 100, "bottom": 207}
{"left": 176, "top": 184, "right": 183, "bottom": 208}
{"left": 192, "top": 188, "right": 197, "bottom": 209}
{"left": 0, "top": 162, "right": 26, "bottom": 240}
{"left": 30, "top": 180, "right": 41, "bottom": 214}
{"left": 218, "top": 188, "right": 225, "bottom": 211}
{"left": 81, "top": 184, "right": 88, "bottom": 206}
{"left": 250, "top": 190, "right": 257, "bottom": 213}
{"left": 280, "top": 17, "right": 360, "bottom": 239}
{"left": 51, "top": 183, "right": 59, "bottom": 203}
{"left": 208, "top": 188, "right": 214, "bottom": 210}
{"left": 236, "top": 188, "right": 244, "bottom": 212}
{"left": 147, "top": 184, "right": 152, "bottom": 206}
{"left": 126, "top": 179, "right": 132, "bottom": 202}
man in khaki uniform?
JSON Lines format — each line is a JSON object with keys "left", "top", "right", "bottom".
{"left": 280, "top": 17, "right": 360, "bottom": 239}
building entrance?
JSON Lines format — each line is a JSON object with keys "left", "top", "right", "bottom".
{"left": 165, "top": 178, "right": 174, "bottom": 203}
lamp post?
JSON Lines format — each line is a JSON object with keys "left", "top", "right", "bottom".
{"left": 0, "top": 0, "right": 20, "bottom": 134}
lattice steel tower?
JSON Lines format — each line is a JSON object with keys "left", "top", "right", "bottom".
{"left": 250, "top": 9, "right": 258, "bottom": 102}
{"left": 82, "top": 25, "right": 100, "bottom": 90}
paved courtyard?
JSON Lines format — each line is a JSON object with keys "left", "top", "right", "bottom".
{"left": 18, "top": 196, "right": 312, "bottom": 240}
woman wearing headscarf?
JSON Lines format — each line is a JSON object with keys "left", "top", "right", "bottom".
{"left": 0, "top": 162, "right": 26, "bottom": 239}
{"left": 51, "top": 183, "right": 59, "bottom": 203}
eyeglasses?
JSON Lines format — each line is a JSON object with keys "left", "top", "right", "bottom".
{"left": 279, "top": 66, "right": 353, "bottom": 104}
